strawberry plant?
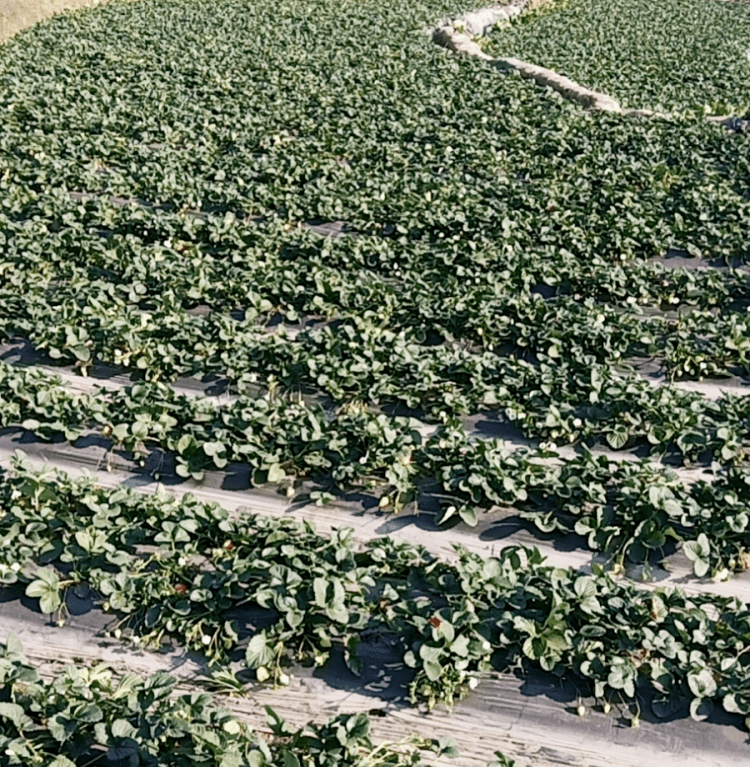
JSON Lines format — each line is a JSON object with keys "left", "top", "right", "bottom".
{"left": 0, "top": 634, "right": 456, "bottom": 766}
{"left": 482, "top": 0, "right": 750, "bottom": 116}
{"left": 4, "top": 457, "right": 750, "bottom": 726}
{"left": 4, "top": 360, "right": 750, "bottom": 576}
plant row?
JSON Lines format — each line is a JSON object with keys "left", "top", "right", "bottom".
{"left": 5, "top": 191, "right": 749, "bottom": 313}
{"left": 0, "top": 634, "right": 501, "bottom": 767}
{"left": 4, "top": 273, "right": 750, "bottom": 459}
{"left": 4, "top": 455, "right": 750, "bottom": 728}
{"left": 3, "top": 361, "right": 750, "bottom": 575}
{"left": 2, "top": 194, "right": 750, "bottom": 391}
{"left": 4, "top": 245, "right": 750, "bottom": 386}
{"left": 482, "top": 0, "right": 750, "bottom": 116}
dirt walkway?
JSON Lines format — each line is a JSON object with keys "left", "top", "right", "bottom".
{"left": 0, "top": 0, "right": 115, "bottom": 43}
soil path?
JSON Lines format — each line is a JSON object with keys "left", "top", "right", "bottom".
{"left": 0, "top": 0, "right": 125, "bottom": 43}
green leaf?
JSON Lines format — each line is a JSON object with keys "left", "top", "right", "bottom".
{"left": 48, "top": 757, "right": 78, "bottom": 767}
{"left": 684, "top": 533, "right": 711, "bottom": 559}
{"left": 4, "top": 633, "right": 25, "bottom": 659}
{"left": 313, "top": 577, "right": 328, "bottom": 606}
{"left": 245, "top": 633, "right": 275, "bottom": 669}
{"left": 437, "top": 736, "right": 460, "bottom": 758}
{"left": 267, "top": 463, "right": 286, "bottom": 484}
{"left": 26, "top": 574, "right": 62, "bottom": 614}
{"left": 419, "top": 644, "right": 444, "bottom": 664}
{"left": 574, "top": 576, "right": 596, "bottom": 600}
{"left": 513, "top": 616, "right": 537, "bottom": 636}
{"left": 607, "top": 663, "right": 636, "bottom": 698}
{"left": 693, "top": 558, "right": 710, "bottom": 578}
{"left": 574, "top": 576, "right": 601, "bottom": 614}
{"left": 0, "top": 702, "right": 31, "bottom": 729}
{"left": 203, "top": 441, "right": 225, "bottom": 457}
{"left": 71, "top": 345, "right": 91, "bottom": 362}
{"left": 688, "top": 668, "right": 717, "bottom": 699}
{"left": 722, "top": 693, "right": 742, "bottom": 714}
{"left": 458, "top": 506, "right": 478, "bottom": 526}
{"left": 110, "top": 718, "right": 138, "bottom": 739}
{"left": 25, "top": 580, "right": 50, "bottom": 598}
{"left": 423, "top": 659, "right": 442, "bottom": 681}
{"left": 437, "top": 505, "right": 458, "bottom": 524}
{"left": 450, "top": 635, "right": 470, "bottom": 657}
{"left": 326, "top": 603, "right": 349, "bottom": 624}
{"left": 176, "top": 434, "right": 194, "bottom": 454}
{"left": 112, "top": 673, "right": 142, "bottom": 700}
{"left": 605, "top": 430, "right": 629, "bottom": 449}
{"left": 438, "top": 620, "right": 455, "bottom": 643}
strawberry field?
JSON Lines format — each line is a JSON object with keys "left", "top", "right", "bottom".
{"left": 481, "top": 0, "right": 750, "bottom": 116}
{"left": 1, "top": 0, "right": 750, "bottom": 765}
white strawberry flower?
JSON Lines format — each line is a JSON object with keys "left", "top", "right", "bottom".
{"left": 278, "top": 673, "right": 290, "bottom": 686}
{"left": 202, "top": 634, "right": 211, "bottom": 646}
{"left": 468, "top": 677, "right": 479, "bottom": 690}
{"left": 178, "top": 557, "right": 187, "bottom": 566}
